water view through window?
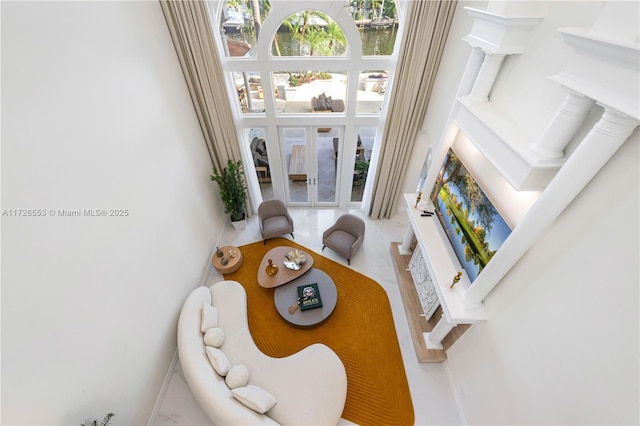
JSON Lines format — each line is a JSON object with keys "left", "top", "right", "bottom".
{"left": 215, "top": 0, "right": 402, "bottom": 208}
{"left": 221, "top": 1, "right": 398, "bottom": 58}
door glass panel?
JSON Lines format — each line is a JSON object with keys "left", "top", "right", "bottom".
{"left": 244, "top": 128, "right": 273, "bottom": 201}
{"left": 351, "top": 127, "right": 376, "bottom": 202}
{"left": 316, "top": 128, "right": 339, "bottom": 203}
{"left": 283, "top": 127, "right": 308, "bottom": 203}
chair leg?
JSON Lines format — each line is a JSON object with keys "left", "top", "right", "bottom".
{"left": 322, "top": 245, "right": 325, "bottom": 251}
{"left": 263, "top": 240, "right": 267, "bottom": 245}
{"left": 290, "top": 233, "right": 294, "bottom": 239}
{"left": 347, "top": 259, "right": 350, "bottom": 265}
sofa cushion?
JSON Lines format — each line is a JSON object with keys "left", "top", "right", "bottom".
{"left": 256, "top": 140, "right": 267, "bottom": 156}
{"left": 263, "top": 216, "right": 292, "bottom": 235}
{"left": 314, "top": 93, "right": 331, "bottom": 111}
{"left": 201, "top": 303, "right": 218, "bottom": 333}
{"left": 231, "top": 385, "right": 277, "bottom": 414}
{"left": 225, "top": 364, "right": 250, "bottom": 389}
{"left": 256, "top": 156, "right": 269, "bottom": 167}
{"left": 324, "top": 229, "right": 357, "bottom": 250}
{"left": 203, "top": 327, "right": 225, "bottom": 347}
{"left": 205, "top": 346, "right": 231, "bottom": 376}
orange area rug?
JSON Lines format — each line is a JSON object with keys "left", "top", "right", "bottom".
{"left": 223, "top": 238, "right": 414, "bottom": 425}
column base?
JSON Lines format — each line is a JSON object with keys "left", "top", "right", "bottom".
{"left": 423, "top": 332, "right": 444, "bottom": 350}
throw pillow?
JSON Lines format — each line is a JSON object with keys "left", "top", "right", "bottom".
{"left": 203, "top": 327, "right": 225, "bottom": 347}
{"left": 326, "top": 96, "right": 333, "bottom": 111}
{"left": 225, "top": 364, "right": 250, "bottom": 389}
{"left": 316, "top": 92, "right": 328, "bottom": 110}
{"left": 231, "top": 385, "right": 277, "bottom": 414}
{"left": 201, "top": 303, "right": 218, "bottom": 333}
{"left": 205, "top": 346, "right": 231, "bottom": 376}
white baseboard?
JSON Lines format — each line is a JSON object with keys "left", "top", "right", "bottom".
{"left": 444, "top": 359, "right": 467, "bottom": 426}
{"left": 147, "top": 225, "right": 226, "bottom": 425}
{"left": 147, "top": 348, "right": 179, "bottom": 425}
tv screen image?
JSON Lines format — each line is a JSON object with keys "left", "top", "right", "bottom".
{"left": 430, "top": 149, "right": 512, "bottom": 283}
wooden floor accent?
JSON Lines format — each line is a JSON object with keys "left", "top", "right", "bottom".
{"left": 390, "top": 242, "right": 471, "bottom": 363}
{"left": 288, "top": 144, "right": 306, "bottom": 181}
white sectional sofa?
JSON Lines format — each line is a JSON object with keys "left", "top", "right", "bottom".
{"left": 177, "top": 280, "right": 347, "bottom": 425}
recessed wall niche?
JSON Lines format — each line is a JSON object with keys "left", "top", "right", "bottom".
{"left": 426, "top": 125, "right": 542, "bottom": 230}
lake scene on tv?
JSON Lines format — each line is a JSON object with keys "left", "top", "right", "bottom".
{"left": 430, "top": 149, "right": 512, "bottom": 282}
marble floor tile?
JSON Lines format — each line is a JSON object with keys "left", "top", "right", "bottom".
{"left": 151, "top": 207, "right": 463, "bottom": 425}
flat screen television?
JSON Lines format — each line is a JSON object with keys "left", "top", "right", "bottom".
{"left": 430, "top": 149, "right": 512, "bottom": 283}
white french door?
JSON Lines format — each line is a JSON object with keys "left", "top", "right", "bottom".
{"left": 280, "top": 126, "right": 343, "bottom": 207}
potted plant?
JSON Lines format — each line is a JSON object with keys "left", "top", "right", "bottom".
{"left": 353, "top": 159, "right": 370, "bottom": 187}
{"left": 81, "top": 413, "right": 114, "bottom": 426}
{"left": 210, "top": 160, "right": 248, "bottom": 230}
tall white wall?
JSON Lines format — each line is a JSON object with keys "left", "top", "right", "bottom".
{"left": 1, "top": 1, "right": 225, "bottom": 424}
{"left": 413, "top": 0, "right": 639, "bottom": 424}
{"left": 447, "top": 131, "right": 639, "bottom": 424}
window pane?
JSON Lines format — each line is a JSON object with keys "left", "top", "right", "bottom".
{"left": 245, "top": 128, "right": 274, "bottom": 201}
{"left": 356, "top": 70, "right": 388, "bottom": 114}
{"left": 316, "top": 128, "right": 339, "bottom": 203}
{"left": 220, "top": 0, "right": 270, "bottom": 58}
{"left": 283, "top": 128, "right": 308, "bottom": 203}
{"left": 272, "top": 71, "right": 347, "bottom": 114}
{"left": 350, "top": 0, "right": 398, "bottom": 56}
{"left": 233, "top": 71, "right": 267, "bottom": 114}
{"left": 272, "top": 11, "right": 347, "bottom": 57}
{"left": 351, "top": 127, "right": 376, "bottom": 202}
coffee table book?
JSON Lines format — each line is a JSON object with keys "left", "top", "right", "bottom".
{"left": 297, "top": 283, "right": 323, "bottom": 311}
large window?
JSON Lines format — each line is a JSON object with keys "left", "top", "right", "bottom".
{"left": 211, "top": 0, "right": 403, "bottom": 208}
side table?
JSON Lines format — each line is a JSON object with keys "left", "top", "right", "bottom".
{"left": 212, "top": 246, "right": 243, "bottom": 274}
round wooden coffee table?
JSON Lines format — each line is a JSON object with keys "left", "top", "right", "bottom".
{"left": 274, "top": 268, "right": 338, "bottom": 328}
{"left": 211, "top": 246, "right": 242, "bottom": 274}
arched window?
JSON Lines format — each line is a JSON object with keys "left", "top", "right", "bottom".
{"left": 212, "top": 0, "right": 403, "bottom": 208}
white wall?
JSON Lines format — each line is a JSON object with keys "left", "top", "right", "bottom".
{"left": 413, "top": 1, "right": 639, "bottom": 424}
{"left": 447, "top": 131, "right": 639, "bottom": 424}
{"left": 489, "top": 1, "right": 607, "bottom": 153}
{"left": 1, "top": 1, "right": 225, "bottom": 424}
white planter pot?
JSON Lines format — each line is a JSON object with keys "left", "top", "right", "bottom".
{"left": 231, "top": 219, "right": 246, "bottom": 230}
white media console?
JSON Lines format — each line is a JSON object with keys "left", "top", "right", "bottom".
{"left": 399, "top": 193, "right": 487, "bottom": 350}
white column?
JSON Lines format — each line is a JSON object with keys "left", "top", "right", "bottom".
{"left": 532, "top": 90, "right": 595, "bottom": 158}
{"left": 456, "top": 46, "right": 486, "bottom": 98}
{"left": 463, "top": 105, "right": 639, "bottom": 307}
{"left": 423, "top": 315, "right": 457, "bottom": 350}
{"left": 399, "top": 221, "right": 415, "bottom": 255}
{"left": 468, "top": 53, "right": 507, "bottom": 103}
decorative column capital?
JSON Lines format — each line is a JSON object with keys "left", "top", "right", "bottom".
{"left": 593, "top": 105, "right": 640, "bottom": 138}
{"left": 549, "top": 27, "right": 640, "bottom": 120}
{"left": 463, "top": 7, "right": 544, "bottom": 55}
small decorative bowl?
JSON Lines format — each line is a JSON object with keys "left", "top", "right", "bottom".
{"left": 283, "top": 249, "right": 306, "bottom": 270}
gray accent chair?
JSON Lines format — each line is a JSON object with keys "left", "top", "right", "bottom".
{"left": 322, "top": 214, "right": 365, "bottom": 265}
{"left": 258, "top": 200, "right": 294, "bottom": 244}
